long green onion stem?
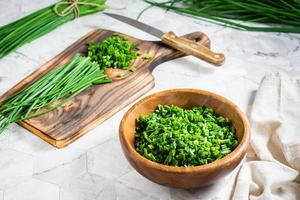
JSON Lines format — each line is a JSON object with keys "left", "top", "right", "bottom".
{"left": 0, "top": 54, "right": 111, "bottom": 133}
{"left": 141, "top": 0, "right": 300, "bottom": 33}
{"left": 0, "top": 0, "right": 107, "bottom": 59}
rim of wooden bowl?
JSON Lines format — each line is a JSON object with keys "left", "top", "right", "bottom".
{"left": 119, "top": 88, "right": 250, "bottom": 174}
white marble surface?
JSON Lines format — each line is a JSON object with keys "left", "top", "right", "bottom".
{"left": 0, "top": 0, "right": 299, "bottom": 199}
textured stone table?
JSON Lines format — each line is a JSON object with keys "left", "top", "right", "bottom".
{"left": 0, "top": 1, "right": 299, "bottom": 200}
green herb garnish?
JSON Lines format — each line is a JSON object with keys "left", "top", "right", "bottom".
{"left": 0, "top": 54, "right": 111, "bottom": 133}
{"left": 135, "top": 105, "right": 239, "bottom": 167}
{"left": 87, "top": 35, "right": 139, "bottom": 70}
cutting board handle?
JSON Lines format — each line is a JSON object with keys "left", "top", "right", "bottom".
{"left": 161, "top": 31, "right": 224, "bottom": 66}
{"left": 178, "top": 31, "right": 211, "bottom": 49}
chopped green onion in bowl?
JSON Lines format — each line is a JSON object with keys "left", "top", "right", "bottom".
{"left": 135, "top": 105, "right": 239, "bottom": 167}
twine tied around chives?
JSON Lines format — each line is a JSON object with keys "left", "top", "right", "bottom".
{"left": 54, "top": 0, "right": 106, "bottom": 18}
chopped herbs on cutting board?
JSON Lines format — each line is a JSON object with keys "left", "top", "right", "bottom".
{"left": 0, "top": 34, "right": 145, "bottom": 134}
{"left": 87, "top": 35, "right": 139, "bottom": 70}
{"left": 135, "top": 105, "right": 239, "bottom": 167}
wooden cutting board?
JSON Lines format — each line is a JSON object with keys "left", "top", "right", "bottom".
{"left": 0, "top": 29, "right": 210, "bottom": 148}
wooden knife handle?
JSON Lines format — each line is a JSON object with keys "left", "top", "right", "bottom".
{"left": 161, "top": 31, "right": 225, "bottom": 66}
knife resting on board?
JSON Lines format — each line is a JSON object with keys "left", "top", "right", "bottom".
{"left": 104, "top": 13, "right": 225, "bottom": 66}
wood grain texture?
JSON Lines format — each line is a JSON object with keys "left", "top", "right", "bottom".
{"left": 0, "top": 29, "right": 210, "bottom": 148}
{"left": 119, "top": 89, "right": 250, "bottom": 188}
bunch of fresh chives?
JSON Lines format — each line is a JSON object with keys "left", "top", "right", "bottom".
{"left": 141, "top": 0, "right": 300, "bottom": 33}
{"left": 0, "top": 54, "right": 111, "bottom": 133}
{"left": 0, "top": 0, "right": 107, "bottom": 59}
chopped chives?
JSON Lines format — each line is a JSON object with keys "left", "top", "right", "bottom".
{"left": 135, "top": 105, "right": 239, "bottom": 167}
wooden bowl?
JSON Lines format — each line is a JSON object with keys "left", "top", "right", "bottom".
{"left": 119, "top": 89, "right": 250, "bottom": 188}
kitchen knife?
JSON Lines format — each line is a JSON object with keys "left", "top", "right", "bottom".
{"left": 104, "top": 13, "right": 225, "bottom": 66}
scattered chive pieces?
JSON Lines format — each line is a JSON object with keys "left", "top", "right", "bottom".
{"left": 117, "top": 73, "right": 125, "bottom": 78}
{"left": 129, "top": 66, "right": 137, "bottom": 72}
{"left": 142, "top": 53, "right": 153, "bottom": 60}
{"left": 135, "top": 105, "right": 239, "bottom": 167}
{"left": 87, "top": 35, "right": 139, "bottom": 70}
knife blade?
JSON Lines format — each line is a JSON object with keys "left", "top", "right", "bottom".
{"left": 104, "top": 13, "right": 225, "bottom": 66}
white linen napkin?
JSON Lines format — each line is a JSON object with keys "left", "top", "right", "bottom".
{"left": 232, "top": 72, "right": 300, "bottom": 200}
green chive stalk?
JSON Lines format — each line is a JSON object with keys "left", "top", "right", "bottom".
{"left": 0, "top": 0, "right": 107, "bottom": 59}
{"left": 141, "top": 0, "right": 300, "bottom": 33}
{"left": 0, "top": 54, "right": 111, "bottom": 133}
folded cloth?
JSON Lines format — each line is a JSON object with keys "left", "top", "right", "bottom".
{"left": 233, "top": 72, "right": 300, "bottom": 200}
